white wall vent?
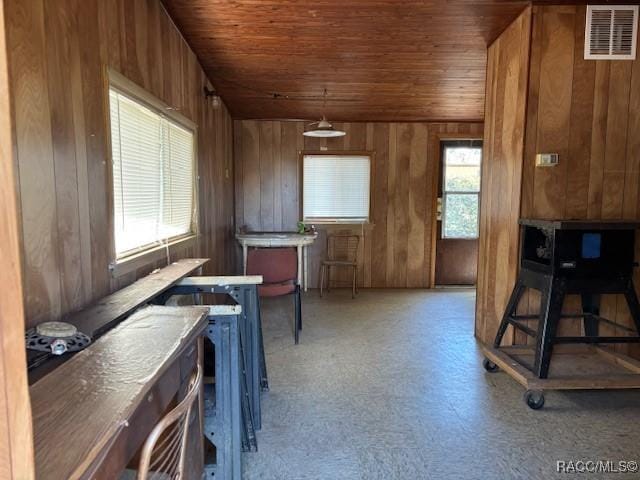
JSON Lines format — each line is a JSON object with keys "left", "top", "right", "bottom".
{"left": 585, "top": 5, "right": 638, "bottom": 60}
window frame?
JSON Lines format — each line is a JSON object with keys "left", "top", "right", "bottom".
{"left": 105, "top": 68, "right": 199, "bottom": 276}
{"left": 299, "top": 150, "right": 374, "bottom": 225}
{"left": 441, "top": 141, "right": 482, "bottom": 240}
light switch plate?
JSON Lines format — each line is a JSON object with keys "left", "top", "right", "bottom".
{"left": 536, "top": 153, "right": 559, "bottom": 167}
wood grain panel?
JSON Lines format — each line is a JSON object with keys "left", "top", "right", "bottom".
{"left": 475, "top": 6, "right": 531, "bottom": 345}
{"left": 162, "top": 0, "right": 529, "bottom": 122}
{"left": 0, "top": 0, "right": 35, "bottom": 474}
{"left": 6, "top": 0, "right": 235, "bottom": 328}
{"left": 478, "top": 4, "right": 640, "bottom": 352}
{"left": 7, "top": 0, "right": 62, "bottom": 325}
{"left": 531, "top": 6, "right": 574, "bottom": 219}
{"left": 234, "top": 120, "right": 482, "bottom": 288}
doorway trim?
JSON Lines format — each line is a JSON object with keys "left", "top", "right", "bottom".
{"left": 429, "top": 132, "right": 484, "bottom": 288}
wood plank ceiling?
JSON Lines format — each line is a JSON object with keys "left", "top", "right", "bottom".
{"left": 162, "top": 0, "right": 529, "bottom": 122}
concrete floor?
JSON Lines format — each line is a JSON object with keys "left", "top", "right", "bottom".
{"left": 243, "top": 289, "right": 640, "bottom": 480}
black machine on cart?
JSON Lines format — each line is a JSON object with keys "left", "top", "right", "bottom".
{"left": 483, "top": 219, "right": 640, "bottom": 409}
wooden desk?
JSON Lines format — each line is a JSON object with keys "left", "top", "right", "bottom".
{"left": 30, "top": 305, "right": 208, "bottom": 480}
{"left": 236, "top": 232, "right": 317, "bottom": 291}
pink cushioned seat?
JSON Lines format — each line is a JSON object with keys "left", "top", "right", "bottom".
{"left": 258, "top": 280, "right": 295, "bottom": 297}
{"left": 247, "top": 247, "right": 302, "bottom": 343}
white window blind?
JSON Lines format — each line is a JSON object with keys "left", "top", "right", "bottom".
{"left": 109, "top": 88, "right": 195, "bottom": 257}
{"left": 303, "top": 155, "right": 370, "bottom": 222}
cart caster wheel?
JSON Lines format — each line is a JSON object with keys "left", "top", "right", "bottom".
{"left": 524, "top": 390, "right": 545, "bottom": 410}
{"left": 483, "top": 358, "right": 499, "bottom": 373}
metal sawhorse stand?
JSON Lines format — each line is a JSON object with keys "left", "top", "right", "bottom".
{"left": 203, "top": 305, "right": 243, "bottom": 479}
{"left": 166, "top": 275, "right": 268, "bottom": 479}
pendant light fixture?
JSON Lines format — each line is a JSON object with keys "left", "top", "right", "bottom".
{"left": 303, "top": 89, "right": 346, "bottom": 138}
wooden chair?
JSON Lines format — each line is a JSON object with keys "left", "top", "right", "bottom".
{"left": 122, "top": 364, "right": 202, "bottom": 480}
{"left": 247, "top": 247, "right": 302, "bottom": 344}
{"left": 319, "top": 234, "right": 360, "bottom": 298}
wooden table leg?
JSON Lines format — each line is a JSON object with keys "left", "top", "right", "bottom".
{"left": 242, "top": 244, "right": 248, "bottom": 274}
{"left": 303, "top": 245, "right": 308, "bottom": 292}
{"left": 297, "top": 246, "right": 303, "bottom": 288}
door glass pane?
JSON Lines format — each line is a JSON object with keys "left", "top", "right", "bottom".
{"left": 443, "top": 194, "right": 479, "bottom": 238}
{"left": 444, "top": 147, "right": 481, "bottom": 192}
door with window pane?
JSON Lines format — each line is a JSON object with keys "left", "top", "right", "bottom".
{"left": 434, "top": 140, "right": 482, "bottom": 286}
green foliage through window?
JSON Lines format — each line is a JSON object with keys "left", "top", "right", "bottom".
{"left": 442, "top": 146, "right": 481, "bottom": 239}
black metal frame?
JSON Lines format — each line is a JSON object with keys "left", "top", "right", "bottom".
{"left": 494, "top": 221, "right": 640, "bottom": 379}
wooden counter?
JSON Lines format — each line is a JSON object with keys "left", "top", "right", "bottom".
{"left": 28, "top": 258, "right": 208, "bottom": 378}
{"left": 30, "top": 305, "right": 208, "bottom": 480}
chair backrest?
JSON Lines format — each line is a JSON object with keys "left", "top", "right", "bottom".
{"left": 136, "top": 364, "right": 202, "bottom": 480}
{"left": 247, "top": 247, "right": 297, "bottom": 284}
{"left": 327, "top": 234, "right": 360, "bottom": 263}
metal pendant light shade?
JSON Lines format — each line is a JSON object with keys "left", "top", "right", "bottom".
{"left": 303, "top": 89, "right": 346, "bottom": 138}
{"left": 303, "top": 116, "right": 346, "bottom": 137}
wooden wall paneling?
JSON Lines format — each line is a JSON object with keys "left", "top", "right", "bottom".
{"left": 0, "top": 0, "right": 35, "bottom": 474}
{"left": 493, "top": 5, "right": 640, "bottom": 353}
{"left": 627, "top": 57, "right": 640, "bottom": 357}
{"left": 241, "top": 120, "right": 261, "bottom": 231}
{"left": 69, "top": 2, "right": 93, "bottom": 308}
{"left": 509, "top": 8, "right": 533, "bottom": 345}
{"left": 303, "top": 122, "right": 321, "bottom": 151}
{"left": 485, "top": 33, "right": 510, "bottom": 346}
{"left": 259, "top": 122, "right": 275, "bottom": 231}
{"left": 199, "top": 78, "right": 213, "bottom": 266}
{"left": 475, "top": 6, "right": 531, "bottom": 345}
{"left": 391, "top": 124, "right": 411, "bottom": 287}
{"left": 234, "top": 119, "right": 244, "bottom": 235}
{"left": 520, "top": 6, "right": 554, "bottom": 343}
{"left": 479, "top": 35, "right": 507, "bottom": 345}
{"left": 601, "top": 62, "right": 633, "bottom": 219}
{"left": 80, "top": 0, "right": 113, "bottom": 302}
{"left": 7, "top": 0, "right": 63, "bottom": 325}
{"left": 531, "top": 6, "right": 574, "bottom": 220}
{"left": 587, "top": 62, "right": 611, "bottom": 219}
{"left": 475, "top": 41, "right": 497, "bottom": 341}
{"left": 212, "top": 101, "right": 222, "bottom": 272}
{"left": 426, "top": 125, "right": 442, "bottom": 289}
{"left": 525, "top": 6, "right": 588, "bottom": 344}
{"left": 272, "top": 121, "right": 283, "bottom": 231}
{"left": 234, "top": 119, "right": 481, "bottom": 289}
{"left": 601, "top": 61, "right": 633, "bottom": 344}
{"left": 347, "top": 122, "right": 367, "bottom": 287}
{"left": 623, "top": 57, "right": 640, "bottom": 220}
{"left": 146, "top": 0, "right": 164, "bottom": 100}
{"left": 280, "top": 121, "right": 302, "bottom": 230}
{"left": 44, "top": 0, "right": 85, "bottom": 315}
{"left": 564, "top": 4, "right": 594, "bottom": 221}
{"left": 8, "top": 0, "right": 236, "bottom": 327}
{"left": 407, "top": 124, "right": 429, "bottom": 288}
{"left": 385, "top": 123, "right": 398, "bottom": 286}
{"left": 225, "top": 106, "right": 235, "bottom": 274}
{"left": 363, "top": 123, "right": 374, "bottom": 287}
{"left": 371, "top": 122, "right": 390, "bottom": 288}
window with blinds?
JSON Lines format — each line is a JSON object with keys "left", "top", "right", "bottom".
{"left": 109, "top": 87, "right": 195, "bottom": 257}
{"left": 303, "top": 155, "right": 370, "bottom": 223}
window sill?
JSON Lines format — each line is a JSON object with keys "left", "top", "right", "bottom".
{"left": 110, "top": 234, "right": 198, "bottom": 278}
{"left": 310, "top": 222, "right": 376, "bottom": 232}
